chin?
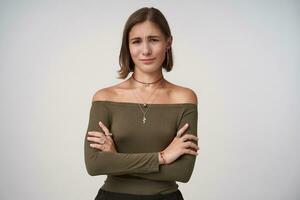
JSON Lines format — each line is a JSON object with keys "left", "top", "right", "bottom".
{"left": 142, "top": 66, "right": 162, "bottom": 73}
{"left": 135, "top": 63, "right": 161, "bottom": 72}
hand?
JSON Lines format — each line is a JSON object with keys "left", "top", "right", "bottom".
{"left": 160, "top": 123, "right": 199, "bottom": 164}
{"left": 87, "top": 121, "right": 117, "bottom": 153}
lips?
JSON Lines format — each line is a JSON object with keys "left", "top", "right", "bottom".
{"left": 140, "top": 58, "right": 155, "bottom": 64}
{"left": 140, "top": 58, "right": 155, "bottom": 61}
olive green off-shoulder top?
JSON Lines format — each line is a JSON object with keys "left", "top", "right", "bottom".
{"left": 84, "top": 100, "right": 198, "bottom": 195}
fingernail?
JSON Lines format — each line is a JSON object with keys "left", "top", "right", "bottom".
{"left": 185, "top": 123, "right": 188, "bottom": 126}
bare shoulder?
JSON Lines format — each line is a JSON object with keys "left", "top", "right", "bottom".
{"left": 169, "top": 84, "right": 198, "bottom": 105}
{"left": 92, "top": 86, "right": 117, "bottom": 102}
{"left": 92, "top": 80, "right": 130, "bottom": 102}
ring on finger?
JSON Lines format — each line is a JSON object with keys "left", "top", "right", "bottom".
{"left": 107, "top": 132, "right": 113, "bottom": 136}
{"left": 99, "top": 138, "right": 106, "bottom": 144}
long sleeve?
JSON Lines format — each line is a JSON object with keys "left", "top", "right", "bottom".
{"left": 84, "top": 102, "right": 160, "bottom": 176}
{"left": 129, "top": 105, "right": 198, "bottom": 183}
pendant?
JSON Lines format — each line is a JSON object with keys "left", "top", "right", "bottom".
{"left": 143, "top": 104, "right": 147, "bottom": 108}
{"left": 143, "top": 116, "right": 146, "bottom": 124}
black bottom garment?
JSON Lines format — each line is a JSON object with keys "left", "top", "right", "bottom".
{"left": 95, "top": 188, "right": 184, "bottom": 200}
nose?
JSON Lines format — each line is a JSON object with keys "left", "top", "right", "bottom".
{"left": 142, "top": 42, "right": 151, "bottom": 56}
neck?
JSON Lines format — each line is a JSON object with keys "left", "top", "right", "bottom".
{"left": 130, "top": 71, "right": 164, "bottom": 89}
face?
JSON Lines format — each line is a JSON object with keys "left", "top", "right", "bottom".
{"left": 128, "top": 20, "right": 171, "bottom": 73}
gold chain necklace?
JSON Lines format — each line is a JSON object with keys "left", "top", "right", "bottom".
{"left": 132, "top": 86, "right": 161, "bottom": 124}
{"left": 131, "top": 75, "right": 164, "bottom": 124}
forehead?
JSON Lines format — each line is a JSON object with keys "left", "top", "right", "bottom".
{"left": 129, "top": 20, "right": 164, "bottom": 38}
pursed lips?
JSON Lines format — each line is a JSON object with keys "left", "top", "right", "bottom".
{"left": 140, "top": 58, "right": 155, "bottom": 61}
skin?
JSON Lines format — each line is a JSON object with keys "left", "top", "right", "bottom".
{"left": 87, "top": 20, "right": 200, "bottom": 165}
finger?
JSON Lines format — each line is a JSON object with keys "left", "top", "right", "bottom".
{"left": 99, "top": 138, "right": 106, "bottom": 144}
{"left": 97, "top": 137, "right": 106, "bottom": 144}
{"left": 90, "top": 143, "right": 104, "bottom": 150}
{"left": 88, "top": 131, "right": 104, "bottom": 137}
{"left": 87, "top": 136, "right": 103, "bottom": 143}
{"left": 183, "top": 149, "right": 198, "bottom": 156}
{"left": 99, "top": 122, "right": 113, "bottom": 138}
{"left": 105, "top": 134, "right": 113, "bottom": 142}
{"left": 181, "top": 134, "right": 198, "bottom": 142}
{"left": 99, "top": 121, "right": 110, "bottom": 135}
{"left": 176, "top": 123, "right": 189, "bottom": 138}
{"left": 104, "top": 132, "right": 113, "bottom": 139}
{"left": 106, "top": 132, "right": 113, "bottom": 136}
{"left": 183, "top": 141, "right": 200, "bottom": 150}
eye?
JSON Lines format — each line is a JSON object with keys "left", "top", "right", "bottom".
{"left": 132, "top": 40, "right": 140, "bottom": 44}
{"left": 150, "top": 39, "right": 159, "bottom": 42}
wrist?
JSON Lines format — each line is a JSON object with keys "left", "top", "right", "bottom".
{"left": 158, "top": 152, "right": 163, "bottom": 165}
{"left": 158, "top": 151, "right": 167, "bottom": 165}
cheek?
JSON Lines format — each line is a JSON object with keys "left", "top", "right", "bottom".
{"left": 129, "top": 46, "right": 139, "bottom": 59}
{"left": 154, "top": 43, "right": 166, "bottom": 53}
{"left": 156, "top": 47, "right": 166, "bottom": 58}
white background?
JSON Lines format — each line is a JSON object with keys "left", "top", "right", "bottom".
{"left": 0, "top": 0, "right": 299, "bottom": 199}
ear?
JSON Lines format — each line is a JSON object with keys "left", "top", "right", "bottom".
{"left": 166, "top": 36, "right": 173, "bottom": 49}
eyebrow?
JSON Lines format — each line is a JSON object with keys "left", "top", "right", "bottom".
{"left": 129, "top": 35, "right": 160, "bottom": 41}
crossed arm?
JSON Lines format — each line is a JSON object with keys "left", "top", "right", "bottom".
{"left": 84, "top": 102, "right": 198, "bottom": 183}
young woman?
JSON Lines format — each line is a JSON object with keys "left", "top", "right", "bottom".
{"left": 84, "top": 7, "right": 200, "bottom": 200}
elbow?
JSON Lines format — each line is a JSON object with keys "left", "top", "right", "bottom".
{"left": 85, "top": 154, "right": 97, "bottom": 176}
{"left": 87, "top": 170, "right": 96, "bottom": 176}
{"left": 177, "top": 174, "right": 192, "bottom": 183}
{"left": 85, "top": 162, "right": 98, "bottom": 176}
{"left": 84, "top": 149, "right": 106, "bottom": 176}
{"left": 86, "top": 166, "right": 97, "bottom": 176}
{"left": 176, "top": 165, "right": 194, "bottom": 183}
{"left": 85, "top": 163, "right": 106, "bottom": 176}
{"left": 84, "top": 155, "right": 104, "bottom": 176}
{"left": 177, "top": 155, "right": 196, "bottom": 183}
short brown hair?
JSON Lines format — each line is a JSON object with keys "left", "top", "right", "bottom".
{"left": 117, "top": 7, "right": 173, "bottom": 79}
